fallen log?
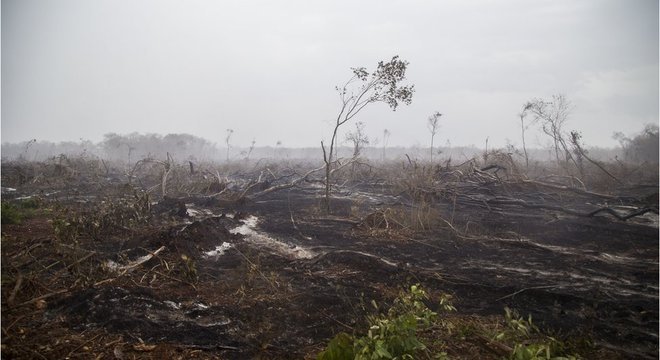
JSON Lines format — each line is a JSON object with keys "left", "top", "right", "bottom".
{"left": 519, "top": 179, "right": 621, "bottom": 200}
{"left": 485, "top": 196, "right": 658, "bottom": 221}
{"left": 246, "top": 164, "right": 326, "bottom": 199}
{"left": 587, "top": 207, "right": 659, "bottom": 221}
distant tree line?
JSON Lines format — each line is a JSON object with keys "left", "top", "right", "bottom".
{"left": 613, "top": 124, "right": 659, "bottom": 164}
{"left": 1, "top": 133, "right": 220, "bottom": 163}
{"left": 1, "top": 127, "right": 657, "bottom": 165}
{"left": 100, "top": 133, "right": 219, "bottom": 162}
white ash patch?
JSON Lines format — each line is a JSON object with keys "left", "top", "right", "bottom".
{"left": 230, "top": 216, "right": 317, "bottom": 259}
{"left": 204, "top": 242, "right": 233, "bottom": 258}
{"left": 164, "top": 300, "right": 181, "bottom": 310}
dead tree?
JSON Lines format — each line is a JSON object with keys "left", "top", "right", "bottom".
{"left": 518, "top": 103, "right": 537, "bottom": 169}
{"left": 128, "top": 153, "right": 173, "bottom": 198}
{"left": 225, "top": 129, "right": 233, "bottom": 162}
{"left": 524, "top": 94, "right": 579, "bottom": 174}
{"left": 345, "top": 121, "right": 370, "bottom": 158}
{"left": 570, "top": 131, "right": 623, "bottom": 185}
{"left": 382, "top": 128, "right": 390, "bottom": 161}
{"left": 427, "top": 111, "right": 442, "bottom": 163}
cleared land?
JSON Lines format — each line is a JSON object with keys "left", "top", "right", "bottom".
{"left": 1, "top": 157, "right": 658, "bottom": 359}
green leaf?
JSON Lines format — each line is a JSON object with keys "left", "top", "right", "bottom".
{"left": 317, "top": 332, "right": 354, "bottom": 360}
{"left": 374, "top": 341, "right": 393, "bottom": 359}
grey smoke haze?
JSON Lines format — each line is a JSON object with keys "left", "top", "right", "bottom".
{"left": 2, "top": 0, "right": 658, "bottom": 149}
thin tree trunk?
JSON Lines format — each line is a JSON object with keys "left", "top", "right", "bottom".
{"left": 520, "top": 116, "right": 529, "bottom": 168}
{"left": 430, "top": 134, "right": 435, "bottom": 163}
{"left": 322, "top": 122, "right": 341, "bottom": 213}
{"left": 573, "top": 142, "right": 623, "bottom": 185}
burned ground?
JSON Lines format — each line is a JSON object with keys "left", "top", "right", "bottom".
{"left": 1, "top": 160, "right": 658, "bottom": 359}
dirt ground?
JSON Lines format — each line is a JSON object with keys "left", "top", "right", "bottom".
{"left": 1, "top": 161, "right": 658, "bottom": 359}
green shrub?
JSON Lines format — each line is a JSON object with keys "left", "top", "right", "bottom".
{"left": 317, "top": 285, "right": 453, "bottom": 360}
{"left": 1, "top": 202, "right": 22, "bottom": 224}
{"left": 1, "top": 198, "right": 42, "bottom": 225}
{"left": 18, "top": 197, "right": 41, "bottom": 209}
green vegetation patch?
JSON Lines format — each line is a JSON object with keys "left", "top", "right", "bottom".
{"left": 317, "top": 286, "right": 585, "bottom": 360}
{"left": 317, "top": 285, "right": 454, "bottom": 360}
{"left": 1, "top": 198, "right": 41, "bottom": 225}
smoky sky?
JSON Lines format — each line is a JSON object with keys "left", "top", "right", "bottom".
{"left": 2, "top": 0, "right": 658, "bottom": 148}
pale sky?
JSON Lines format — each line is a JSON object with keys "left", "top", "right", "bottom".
{"left": 2, "top": 0, "right": 658, "bottom": 148}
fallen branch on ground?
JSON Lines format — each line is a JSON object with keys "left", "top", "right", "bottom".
{"left": 15, "top": 289, "right": 69, "bottom": 308}
{"left": 248, "top": 164, "right": 326, "bottom": 199}
{"left": 485, "top": 196, "right": 658, "bottom": 221}
{"left": 105, "top": 246, "right": 166, "bottom": 274}
{"left": 7, "top": 274, "right": 23, "bottom": 306}
{"left": 520, "top": 179, "right": 620, "bottom": 200}
{"left": 495, "top": 284, "right": 572, "bottom": 301}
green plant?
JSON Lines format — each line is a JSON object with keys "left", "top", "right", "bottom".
{"left": 180, "top": 254, "right": 198, "bottom": 283}
{"left": 318, "top": 285, "right": 453, "bottom": 360}
{"left": 1, "top": 198, "right": 41, "bottom": 224}
{"left": 1, "top": 202, "right": 22, "bottom": 224}
{"left": 498, "top": 307, "right": 538, "bottom": 339}
{"left": 19, "top": 197, "right": 41, "bottom": 209}
{"left": 50, "top": 205, "right": 81, "bottom": 244}
{"left": 510, "top": 342, "right": 571, "bottom": 360}
{"left": 497, "top": 308, "right": 578, "bottom": 360}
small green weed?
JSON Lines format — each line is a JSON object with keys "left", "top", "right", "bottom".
{"left": 497, "top": 307, "right": 539, "bottom": 339}
{"left": 50, "top": 206, "right": 81, "bottom": 244}
{"left": 180, "top": 254, "right": 198, "bottom": 284}
{"left": 498, "top": 307, "right": 579, "bottom": 360}
{"left": 18, "top": 197, "right": 41, "bottom": 209}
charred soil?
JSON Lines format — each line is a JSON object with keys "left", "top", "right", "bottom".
{"left": 1, "top": 160, "right": 658, "bottom": 359}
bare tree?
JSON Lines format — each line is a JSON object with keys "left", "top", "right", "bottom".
{"left": 17, "top": 139, "right": 37, "bottom": 161}
{"left": 569, "top": 131, "right": 586, "bottom": 180}
{"left": 244, "top": 138, "right": 256, "bottom": 161}
{"left": 225, "top": 129, "right": 234, "bottom": 162}
{"left": 570, "top": 131, "right": 622, "bottom": 185}
{"left": 345, "top": 121, "right": 370, "bottom": 158}
{"left": 524, "top": 94, "right": 577, "bottom": 171}
{"left": 273, "top": 140, "right": 282, "bottom": 159}
{"left": 382, "top": 128, "right": 390, "bottom": 161}
{"left": 518, "top": 103, "right": 537, "bottom": 168}
{"left": 321, "top": 55, "right": 414, "bottom": 212}
{"left": 427, "top": 111, "right": 442, "bottom": 162}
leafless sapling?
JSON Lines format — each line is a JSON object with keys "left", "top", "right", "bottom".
{"left": 427, "top": 111, "right": 442, "bottom": 162}
{"left": 518, "top": 103, "right": 538, "bottom": 169}
{"left": 225, "top": 129, "right": 234, "bottom": 162}
{"left": 382, "top": 128, "right": 390, "bottom": 161}
{"left": 244, "top": 138, "right": 256, "bottom": 161}
{"left": 273, "top": 140, "right": 282, "bottom": 159}
{"left": 345, "top": 121, "right": 370, "bottom": 158}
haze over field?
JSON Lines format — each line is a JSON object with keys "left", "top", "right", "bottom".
{"left": 2, "top": 0, "right": 658, "bottom": 149}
